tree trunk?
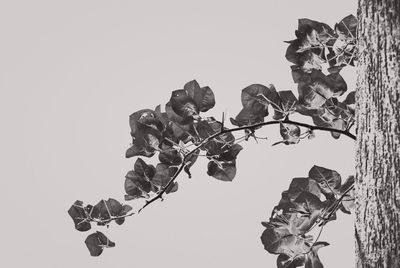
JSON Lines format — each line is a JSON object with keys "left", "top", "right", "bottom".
{"left": 355, "top": 0, "right": 400, "bottom": 267}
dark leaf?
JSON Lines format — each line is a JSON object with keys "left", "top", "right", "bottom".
{"left": 326, "top": 72, "right": 347, "bottom": 95}
{"left": 134, "top": 158, "right": 149, "bottom": 176}
{"left": 273, "top": 91, "right": 298, "bottom": 120}
{"left": 285, "top": 40, "right": 325, "bottom": 72}
{"left": 114, "top": 204, "right": 133, "bottom": 225}
{"left": 335, "top": 15, "right": 357, "bottom": 40}
{"left": 184, "top": 149, "right": 200, "bottom": 178}
{"left": 291, "top": 192, "right": 324, "bottom": 233}
{"left": 165, "top": 182, "right": 179, "bottom": 194}
{"left": 104, "top": 198, "right": 123, "bottom": 217}
{"left": 159, "top": 143, "right": 183, "bottom": 166}
{"left": 85, "top": 231, "right": 115, "bottom": 257}
{"left": 207, "top": 160, "right": 237, "bottom": 181}
{"left": 279, "top": 123, "right": 301, "bottom": 145}
{"left": 164, "top": 102, "right": 187, "bottom": 124}
{"left": 133, "top": 158, "right": 155, "bottom": 179}
{"left": 125, "top": 142, "right": 155, "bottom": 158}
{"left": 261, "top": 226, "right": 310, "bottom": 256}
{"left": 218, "top": 143, "right": 243, "bottom": 162}
{"left": 344, "top": 91, "right": 355, "bottom": 105}
{"left": 308, "top": 166, "right": 341, "bottom": 197}
{"left": 129, "top": 109, "right": 160, "bottom": 137}
{"left": 68, "top": 200, "right": 91, "bottom": 232}
{"left": 305, "top": 242, "right": 329, "bottom": 268}
{"left": 124, "top": 170, "right": 152, "bottom": 199}
{"left": 297, "top": 18, "right": 335, "bottom": 45}
{"left": 230, "top": 108, "right": 264, "bottom": 127}
{"left": 340, "top": 176, "right": 355, "bottom": 214}
{"left": 184, "top": 80, "right": 215, "bottom": 112}
{"left": 196, "top": 118, "right": 235, "bottom": 155}
{"left": 170, "top": 89, "right": 199, "bottom": 118}
{"left": 241, "top": 84, "right": 270, "bottom": 116}
{"left": 288, "top": 178, "right": 322, "bottom": 199}
{"left": 296, "top": 104, "right": 324, "bottom": 117}
{"left": 277, "top": 254, "right": 306, "bottom": 268}
{"left": 170, "top": 80, "right": 215, "bottom": 119}
{"left": 152, "top": 164, "right": 173, "bottom": 187}
{"left": 330, "top": 118, "right": 346, "bottom": 139}
{"left": 91, "top": 200, "right": 115, "bottom": 223}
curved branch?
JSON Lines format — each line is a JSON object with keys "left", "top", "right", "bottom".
{"left": 138, "top": 119, "right": 356, "bottom": 212}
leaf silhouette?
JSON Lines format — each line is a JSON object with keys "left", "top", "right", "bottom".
{"left": 85, "top": 231, "right": 115, "bottom": 257}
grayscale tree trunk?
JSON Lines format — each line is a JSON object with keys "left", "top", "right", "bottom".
{"left": 355, "top": 0, "right": 400, "bottom": 267}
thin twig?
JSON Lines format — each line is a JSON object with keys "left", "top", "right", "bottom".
{"left": 138, "top": 119, "right": 356, "bottom": 213}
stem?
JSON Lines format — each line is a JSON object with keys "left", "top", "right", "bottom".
{"left": 138, "top": 118, "right": 356, "bottom": 212}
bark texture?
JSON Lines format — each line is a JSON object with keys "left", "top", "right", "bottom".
{"left": 356, "top": 0, "right": 400, "bottom": 267}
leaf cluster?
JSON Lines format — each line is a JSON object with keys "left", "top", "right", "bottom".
{"left": 261, "top": 166, "right": 355, "bottom": 267}
{"left": 68, "top": 15, "right": 357, "bottom": 264}
{"left": 68, "top": 199, "right": 133, "bottom": 255}
{"left": 285, "top": 16, "right": 357, "bottom": 140}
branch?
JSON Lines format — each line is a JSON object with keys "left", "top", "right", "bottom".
{"left": 138, "top": 118, "right": 356, "bottom": 212}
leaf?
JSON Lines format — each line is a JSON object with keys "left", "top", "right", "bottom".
{"left": 159, "top": 143, "right": 183, "bottom": 166}
{"left": 279, "top": 123, "right": 300, "bottom": 145}
{"left": 126, "top": 110, "right": 164, "bottom": 158}
{"left": 217, "top": 143, "right": 243, "bottom": 162}
{"left": 152, "top": 163, "right": 174, "bottom": 187}
{"left": 184, "top": 149, "right": 200, "bottom": 178}
{"left": 285, "top": 40, "right": 324, "bottom": 72}
{"left": 288, "top": 177, "right": 322, "bottom": 199}
{"left": 104, "top": 198, "right": 123, "bottom": 217}
{"left": 124, "top": 170, "right": 152, "bottom": 200}
{"left": 133, "top": 158, "right": 155, "bottom": 179}
{"left": 340, "top": 176, "right": 355, "bottom": 214}
{"left": 308, "top": 166, "right": 341, "bottom": 197}
{"left": 297, "top": 19, "right": 335, "bottom": 45}
{"left": 232, "top": 84, "right": 283, "bottom": 126}
{"left": 164, "top": 102, "right": 186, "bottom": 124}
{"left": 326, "top": 72, "right": 347, "bottom": 95}
{"left": 165, "top": 181, "right": 179, "bottom": 194}
{"left": 115, "top": 204, "right": 133, "bottom": 225}
{"left": 344, "top": 91, "right": 355, "bottom": 105}
{"left": 125, "top": 142, "right": 155, "bottom": 158}
{"left": 277, "top": 254, "right": 306, "bottom": 268}
{"left": 196, "top": 118, "right": 235, "bottom": 155}
{"left": 291, "top": 192, "right": 324, "bottom": 233}
{"left": 261, "top": 226, "right": 310, "bottom": 256}
{"left": 68, "top": 200, "right": 91, "bottom": 232}
{"left": 184, "top": 80, "right": 215, "bottom": 112}
{"left": 128, "top": 109, "right": 161, "bottom": 137}
{"left": 335, "top": 15, "right": 357, "bottom": 40}
{"left": 273, "top": 91, "right": 299, "bottom": 120}
{"left": 170, "top": 89, "right": 199, "bottom": 118}
{"left": 207, "top": 160, "right": 237, "bottom": 181}
{"left": 330, "top": 118, "right": 346, "bottom": 139}
{"left": 85, "top": 231, "right": 115, "bottom": 257}
{"left": 275, "top": 177, "right": 322, "bottom": 213}
{"left": 241, "top": 84, "right": 270, "bottom": 116}
{"left": 170, "top": 80, "right": 215, "bottom": 119}
{"left": 230, "top": 107, "right": 264, "bottom": 126}
{"left": 305, "top": 242, "right": 329, "bottom": 268}
{"left": 91, "top": 199, "right": 116, "bottom": 223}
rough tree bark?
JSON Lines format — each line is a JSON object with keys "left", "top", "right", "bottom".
{"left": 355, "top": 0, "right": 400, "bottom": 267}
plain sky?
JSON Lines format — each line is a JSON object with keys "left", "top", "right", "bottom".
{"left": 0, "top": 0, "right": 357, "bottom": 267}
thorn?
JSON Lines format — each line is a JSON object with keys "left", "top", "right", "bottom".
{"left": 271, "top": 141, "right": 284, "bottom": 147}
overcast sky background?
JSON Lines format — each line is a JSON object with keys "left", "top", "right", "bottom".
{"left": 1, "top": 1, "right": 357, "bottom": 267}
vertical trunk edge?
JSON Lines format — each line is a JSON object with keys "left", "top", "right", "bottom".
{"left": 356, "top": 0, "right": 400, "bottom": 267}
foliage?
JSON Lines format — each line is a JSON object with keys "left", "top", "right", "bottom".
{"left": 261, "top": 166, "right": 355, "bottom": 267}
{"left": 68, "top": 14, "right": 357, "bottom": 267}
